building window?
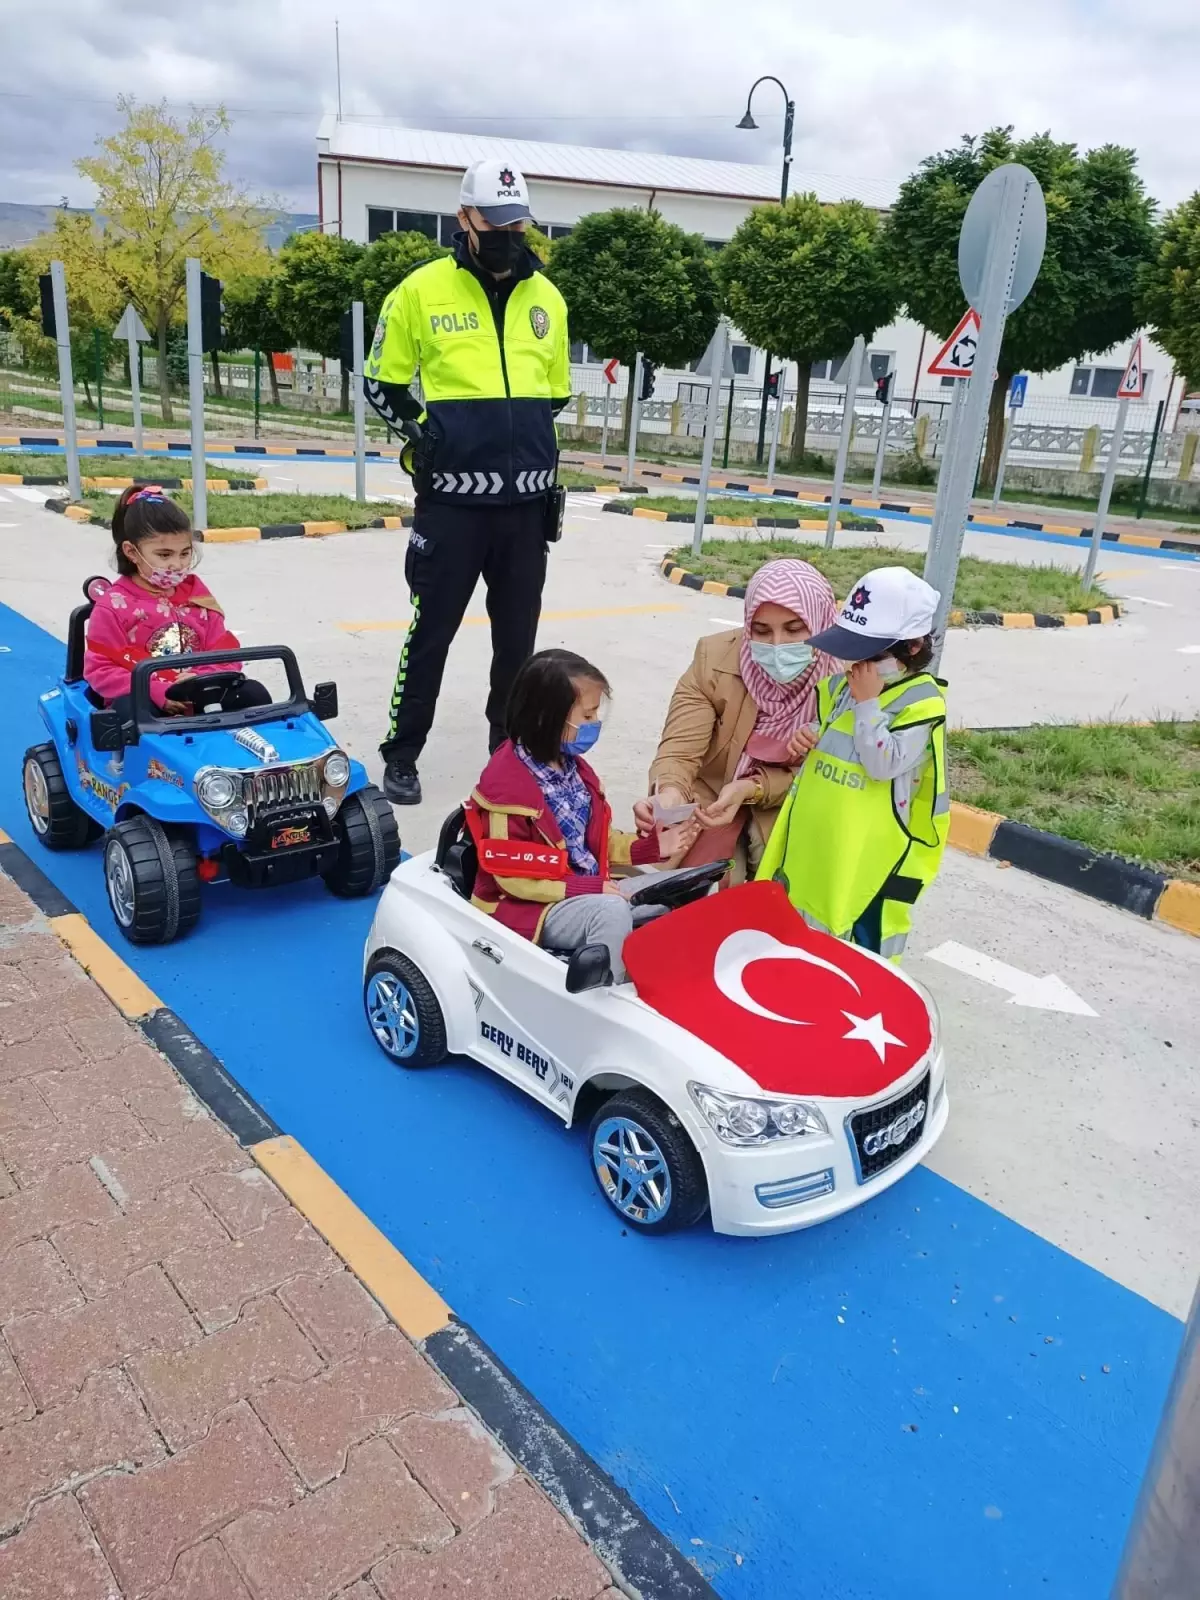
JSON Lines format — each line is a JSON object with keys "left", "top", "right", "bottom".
{"left": 392, "top": 210, "right": 438, "bottom": 240}
{"left": 569, "top": 341, "right": 604, "bottom": 365}
{"left": 868, "top": 352, "right": 893, "bottom": 382}
{"left": 1071, "top": 367, "right": 1091, "bottom": 396}
{"left": 940, "top": 376, "right": 957, "bottom": 388}
{"left": 1071, "top": 365, "right": 1149, "bottom": 399}
{"left": 439, "top": 214, "right": 460, "bottom": 246}
{"left": 704, "top": 238, "right": 727, "bottom": 253}
{"left": 367, "top": 208, "right": 396, "bottom": 243}
{"left": 730, "top": 343, "right": 752, "bottom": 376}
{"left": 546, "top": 224, "right": 574, "bottom": 240}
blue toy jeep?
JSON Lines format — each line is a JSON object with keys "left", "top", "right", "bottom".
{"left": 22, "top": 576, "right": 400, "bottom": 944}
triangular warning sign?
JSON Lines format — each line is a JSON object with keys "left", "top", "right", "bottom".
{"left": 928, "top": 309, "right": 981, "bottom": 379}
{"left": 1117, "top": 337, "right": 1144, "bottom": 400}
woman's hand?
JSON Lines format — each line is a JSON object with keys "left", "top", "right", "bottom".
{"left": 697, "top": 778, "right": 757, "bottom": 829}
{"left": 848, "top": 661, "right": 884, "bottom": 704}
{"left": 786, "top": 723, "right": 820, "bottom": 763}
{"left": 602, "top": 880, "right": 624, "bottom": 896}
{"left": 656, "top": 816, "right": 702, "bottom": 859}
{"left": 634, "top": 786, "right": 688, "bottom": 835}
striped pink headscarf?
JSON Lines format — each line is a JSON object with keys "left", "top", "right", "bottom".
{"left": 735, "top": 559, "right": 839, "bottom": 778}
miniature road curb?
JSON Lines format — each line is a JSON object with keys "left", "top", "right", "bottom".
{"left": 947, "top": 803, "right": 1199, "bottom": 937}
{"left": 2, "top": 473, "right": 266, "bottom": 490}
{"left": 658, "top": 556, "right": 1120, "bottom": 629}
{"left": 0, "top": 824, "right": 718, "bottom": 1599}
{"left": 44, "top": 498, "right": 413, "bottom": 542}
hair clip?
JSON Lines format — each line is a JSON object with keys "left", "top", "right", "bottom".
{"left": 128, "top": 485, "right": 167, "bottom": 503}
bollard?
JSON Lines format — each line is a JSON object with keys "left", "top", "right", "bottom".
{"left": 1177, "top": 432, "right": 1197, "bottom": 483}
{"left": 1080, "top": 424, "right": 1100, "bottom": 475}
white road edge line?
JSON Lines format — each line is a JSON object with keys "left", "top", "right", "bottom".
{"left": 923, "top": 940, "right": 1098, "bottom": 1016}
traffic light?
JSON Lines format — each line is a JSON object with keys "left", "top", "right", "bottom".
{"left": 199, "top": 272, "right": 223, "bottom": 353}
{"left": 766, "top": 369, "right": 781, "bottom": 400}
{"left": 339, "top": 310, "right": 354, "bottom": 372}
{"left": 875, "top": 371, "right": 894, "bottom": 406}
{"left": 38, "top": 273, "right": 55, "bottom": 339}
{"left": 640, "top": 361, "right": 657, "bottom": 401}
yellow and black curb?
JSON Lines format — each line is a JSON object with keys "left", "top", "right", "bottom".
{"left": 948, "top": 803, "right": 1199, "bottom": 936}
{"left": 0, "top": 826, "right": 714, "bottom": 1600}
{"left": 0, "top": 433, "right": 391, "bottom": 462}
{"left": 658, "top": 557, "right": 1121, "bottom": 629}
{"left": 44, "top": 498, "right": 412, "bottom": 543}
{"left": 608, "top": 502, "right": 875, "bottom": 533}
{"left": 3, "top": 474, "right": 266, "bottom": 491}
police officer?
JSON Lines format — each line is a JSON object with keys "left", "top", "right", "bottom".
{"left": 364, "top": 159, "right": 570, "bottom": 805}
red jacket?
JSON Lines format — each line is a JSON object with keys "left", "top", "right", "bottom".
{"left": 84, "top": 574, "right": 241, "bottom": 708}
{"left": 466, "top": 741, "right": 662, "bottom": 943}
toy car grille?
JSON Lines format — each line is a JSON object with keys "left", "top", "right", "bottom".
{"left": 848, "top": 1072, "right": 930, "bottom": 1183}
{"left": 247, "top": 762, "right": 322, "bottom": 817}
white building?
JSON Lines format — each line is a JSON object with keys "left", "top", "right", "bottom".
{"left": 315, "top": 117, "right": 1179, "bottom": 429}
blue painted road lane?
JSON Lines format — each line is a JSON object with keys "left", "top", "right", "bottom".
{"left": 0, "top": 599, "right": 1181, "bottom": 1598}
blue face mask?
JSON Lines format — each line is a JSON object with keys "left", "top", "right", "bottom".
{"left": 750, "top": 640, "right": 814, "bottom": 684}
{"left": 563, "top": 719, "right": 602, "bottom": 758}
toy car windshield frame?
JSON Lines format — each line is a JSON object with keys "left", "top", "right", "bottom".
{"left": 125, "top": 645, "right": 311, "bottom": 736}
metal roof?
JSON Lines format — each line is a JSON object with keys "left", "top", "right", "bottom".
{"left": 315, "top": 117, "right": 892, "bottom": 209}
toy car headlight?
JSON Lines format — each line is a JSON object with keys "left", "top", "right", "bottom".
{"left": 688, "top": 1083, "right": 828, "bottom": 1147}
{"left": 323, "top": 752, "right": 350, "bottom": 788}
{"left": 197, "top": 770, "right": 239, "bottom": 810}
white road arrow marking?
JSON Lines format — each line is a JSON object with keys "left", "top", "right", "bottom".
{"left": 925, "top": 941, "right": 1097, "bottom": 1016}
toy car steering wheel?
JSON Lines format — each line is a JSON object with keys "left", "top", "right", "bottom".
{"left": 624, "top": 859, "right": 732, "bottom": 910}
{"left": 166, "top": 670, "right": 246, "bottom": 706}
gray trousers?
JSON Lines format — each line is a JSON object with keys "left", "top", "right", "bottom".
{"left": 541, "top": 895, "right": 666, "bottom": 983}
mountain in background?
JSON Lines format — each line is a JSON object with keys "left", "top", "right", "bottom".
{"left": 0, "top": 202, "right": 320, "bottom": 251}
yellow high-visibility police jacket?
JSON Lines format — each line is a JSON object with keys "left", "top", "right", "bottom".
{"left": 365, "top": 237, "right": 570, "bottom": 506}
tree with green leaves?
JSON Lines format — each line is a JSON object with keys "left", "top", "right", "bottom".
{"left": 11, "top": 217, "right": 121, "bottom": 410}
{"left": 223, "top": 265, "right": 295, "bottom": 405}
{"left": 68, "top": 98, "right": 273, "bottom": 424}
{"left": 0, "top": 249, "right": 35, "bottom": 331}
{"left": 885, "top": 128, "right": 1156, "bottom": 486}
{"left": 718, "top": 194, "right": 897, "bottom": 461}
{"left": 273, "top": 231, "right": 365, "bottom": 412}
{"left": 359, "top": 230, "right": 449, "bottom": 330}
{"left": 1139, "top": 192, "right": 1200, "bottom": 387}
{"left": 548, "top": 208, "right": 719, "bottom": 439}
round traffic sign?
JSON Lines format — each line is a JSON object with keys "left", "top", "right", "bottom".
{"left": 958, "top": 164, "right": 1047, "bottom": 314}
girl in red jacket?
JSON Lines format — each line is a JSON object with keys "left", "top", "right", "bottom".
{"left": 85, "top": 486, "right": 270, "bottom": 718}
{"left": 467, "top": 649, "right": 699, "bottom": 982}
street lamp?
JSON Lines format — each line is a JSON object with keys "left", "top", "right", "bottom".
{"left": 738, "top": 76, "right": 796, "bottom": 461}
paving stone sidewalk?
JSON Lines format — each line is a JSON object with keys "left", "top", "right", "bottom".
{"left": 0, "top": 866, "right": 612, "bottom": 1600}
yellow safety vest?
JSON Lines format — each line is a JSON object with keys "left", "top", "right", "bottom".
{"left": 365, "top": 253, "right": 570, "bottom": 505}
{"left": 757, "top": 672, "right": 949, "bottom": 961}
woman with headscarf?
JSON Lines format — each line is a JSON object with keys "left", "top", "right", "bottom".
{"left": 633, "top": 558, "right": 840, "bottom": 882}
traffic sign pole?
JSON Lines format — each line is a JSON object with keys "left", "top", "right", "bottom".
{"left": 1083, "top": 397, "right": 1128, "bottom": 590}
{"left": 926, "top": 166, "right": 1045, "bottom": 653}
{"left": 600, "top": 356, "right": 618, "bottom": 467}
{"left": 871, "top": 392, "right": 893, "bottom": 498}
{"left": 624, "top": 352, "right": 644, "bottom": 490}
{"left": 351, "top": 301, "right": 366, "bottom": 504}
{"left": 127, "top": 329, "right": 144, "bottom": 455}
{"left": 49, "top": 262, "right": 82, "bottom": 503}
{"left": 1111, "top": 1275, "right": 1200, "bottom": 1599}
{"left": 990, "top": 406, "right": 1016, "bottom": 509}
{"left": 185, "top": 258, "right": 208, "bottom": 535}
{"left": 691, "top": 320, "right": 730, "bottom": 556}
{"left": 825, "top": 335, "right": 866, "bottom": 549}
{"left": 599, "top": 392, "right": 610, "bottom": 465}
{"left": 766, "top": 373, "right": 786, "bottom": 491}
{"left": 925, "top": 379, "right": 964, "bottom": 582}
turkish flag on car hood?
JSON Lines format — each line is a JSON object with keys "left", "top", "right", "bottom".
{"left": 623, "top": 881, "right": 931, "bottom": 1099}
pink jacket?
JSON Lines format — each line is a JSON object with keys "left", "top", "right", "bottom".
{"left": 84, "top": 575, "right": 241, "bottom": 708}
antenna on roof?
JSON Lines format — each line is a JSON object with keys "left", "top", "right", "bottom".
{"left": 335, "top": 19, "right": 343, "bottom": 122}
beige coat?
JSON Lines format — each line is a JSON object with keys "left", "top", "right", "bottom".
{"left": 648, "top": 630, "right": 800, "bottom": 864}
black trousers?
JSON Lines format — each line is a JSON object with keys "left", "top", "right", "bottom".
{"left": 381, "top": 498, "right": 548, "bottom": 765}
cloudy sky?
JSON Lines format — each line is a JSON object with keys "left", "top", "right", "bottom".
{"left": 1, "top": 0, "right": 1191, "bottom": 215}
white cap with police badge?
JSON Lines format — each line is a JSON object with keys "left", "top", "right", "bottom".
{"left": 808, "top": 567, "right": 941, "bottom": 663}
{"left": 460, "top": 159, "right": 533, "bottom": 226}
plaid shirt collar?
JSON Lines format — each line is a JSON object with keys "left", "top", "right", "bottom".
{"left": 515, "top": 744, "right": 598, "bottom": 874}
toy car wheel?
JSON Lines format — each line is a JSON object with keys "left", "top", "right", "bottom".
{"left": 364, "top": 951, "right": 447, "bottom": 1067}
{"left": 22, "top": 744, "right": 100, "bottom": 851}
{"left": 104, "top": 815, "right": 201, "bottom": 945}
{"left": 324, "top": 786, "right": 401, "bottom": 899}
{"left": 589, "top": 1089, "right": 709, "bottom": 1234}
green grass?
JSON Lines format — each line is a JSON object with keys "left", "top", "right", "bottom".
{"left": 998, "top": 482, "right": 1200, "bottom": 530}
{"left": 667, "top": 537, "right": 1110, "bottom": 615}
{"left": 559, "top": 466, "right": 621, "bottom": 489}
{"left": 949, "top": 722, "right": 1200, "bottom": 882}
{"left": 1, "top": 451, "right": 245, "bottom": 483}
{"left": 629, "top": 494, "right": 880, "bottom": 529}
{"left": 76, "top": 490, "right": 408, "bottom": 530}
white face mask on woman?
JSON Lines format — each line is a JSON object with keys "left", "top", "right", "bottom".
{"left": 750, "top": 640, "right": 814, "bottom": 684}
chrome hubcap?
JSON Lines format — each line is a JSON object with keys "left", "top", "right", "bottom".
{"left": 593, "top": 1117, "right": 672, "bottom": 1224}
{"left": 23, "top": 759, "right": 50, "bottom": 835}
{"left": 104, "top": 840, "right": 136, "bottom": 928}
{"left": 366, "top": 972, "right": 420, "bottom": 1059}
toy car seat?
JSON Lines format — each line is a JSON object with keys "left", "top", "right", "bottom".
{"left": 66, "top": 577, "right": 112, "bottom": 707}
{"left": 435, "top": 807, "right": 477, "bottom": 900}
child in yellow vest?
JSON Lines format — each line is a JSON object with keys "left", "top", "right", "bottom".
{"left": 756, "top": 568, "right": 948, "bottom": 961}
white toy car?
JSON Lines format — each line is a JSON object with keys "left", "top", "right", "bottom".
{"left": 362, "top": 809, "right": 948, "bottom": 1236}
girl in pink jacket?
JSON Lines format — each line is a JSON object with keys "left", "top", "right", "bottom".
{"left": 85, "top": 486, "right": 270, "bottom": 717}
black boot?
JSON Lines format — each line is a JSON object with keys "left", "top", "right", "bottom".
{"left": 382, "top": 760, "right": 422, "bottom": 806}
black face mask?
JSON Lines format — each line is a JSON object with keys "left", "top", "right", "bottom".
{"left": 472, "top": 227, "right": 525, "bottom": 275}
